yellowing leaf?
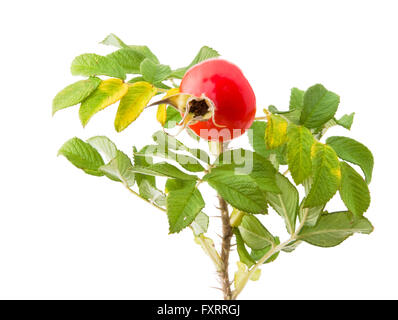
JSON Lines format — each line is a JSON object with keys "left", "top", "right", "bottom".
{"left": 234, "top": 261, "right": 248, "bottom": 290}
{"left": 250, "top": 268, "right": 261, "bottom": 281}
{"left": 304, "top": 142, "right": 341, "bottom": 208}
{"left": 114, "top": 82, "right": 157, "bottom": 132}
{"left": 157, "top": 87, "right": 180, "bottom": 126}
{"left": 156, "top": 105, "right": 167, "bottom": 126}
{"left": 266, "top": 114, "right": 288, "bottom": 149}
{"left": 234, "top": 262, "right": 261, "bottom": 290}
{"left": 79, "top": 79, "right": 128, "bottom": 127}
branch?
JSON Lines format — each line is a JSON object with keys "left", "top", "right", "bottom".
{"left": 218, "top": 194, "right": 233, "bottom": 300}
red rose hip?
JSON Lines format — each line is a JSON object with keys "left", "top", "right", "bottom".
{"left": 180, "top": 59, "right": 256, "bottom": 141}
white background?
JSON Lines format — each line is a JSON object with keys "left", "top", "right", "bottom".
{"left": 0, "top": 0, "right": 397, "bottom": 299}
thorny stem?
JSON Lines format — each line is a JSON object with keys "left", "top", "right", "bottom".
{"left": 218, "top": 194, "right": 233, "bottom": 300}
{"left": 214, "top": 141, "right": 234, "bottom": 300}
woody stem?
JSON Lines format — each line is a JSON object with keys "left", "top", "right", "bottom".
{"left": 216, "top": 142, "right": 233, "bottom": 300}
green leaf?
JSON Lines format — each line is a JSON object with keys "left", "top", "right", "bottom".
{"left": 205, "top": 170, "right": 266, "bottom": 213}
{"left": 249, "top": 121, "right": 270, "bottom": 158}
{"left": 269, "top": 105, "right": 302, "bottom": 124}
{"left": 299, "top": 178, "right": 325, "bottom": 226}
{"left": 297, "top": 211, "right": 374, "bottom": 247}
{"left": 304, "top": 142, "right": 341, "bottom": 208}
{"left": 266, "top": 114, "right": 288, "bottom": 149}
{"left": 238, "top": 214, "right": 275, "bottom": 250}
{"left": 282, "top": 240, "right": 302, "bottom": 253}
{"left": 154, "top": 82, "right": 171, "bottom": 90}
{"left": 326, "top": 136, "right": 373, "bottom": 184}
{"left": 250, "top": 237, "right": 280, "bottom": 264}
{"left": 58, "top": 137, "right": 104, "bottom": 176}
{"left": 128, "top": 45, "right": 159, "bottom": 63}
{"left": 114, "top": 82, "right": 157, "bottom": 132}
{"left": 140, "top": 59, "right": 172, "bottom": 84}
{"left": 266, "top": 173, "right": 298, "bottom": 234}
{"left": 339, "top": 162, "right": 370, "bottom": 216}
{"left": 170, "top": 46, "right": 220, "bottom": 79}
{"left": 100, "top": 34, "right": 159, "bottom": 63}
{"left": 106, "top": 48, "right": 146, "bottom": 74}
{"left": 129, "top": 162, "right": 198, "bottom": 180}
{"left": 186, "top": 148, "right": 211, "bottom": 165}
{"left": 133, "top": 146, "right": 156, "bottom": 188}
{"left": 138, "top": 179, "right": 165, "bottom": 207}
{"left": 152, "top": 129, "right": 185, "bottom": 149}
{"left": 299, "top": 200, "right": 324, "bottom": 227}
{"left": 128, "top": 76, "right": 145, "bottom": 84}
{"left": 300, "top": 84, "right": 340, "bottom": 129}
{"left": 336, "top": 113, "right": 355, "bottom": 130}
{"left": 70, "top": 53, "right": 126, "bottom": 80}
{"left": 86, "top": 136, "right": 118, "bottom": 162}
{"left": 217, "top": 149, "right": 280, "bottom": 193}
{"left": 235, "top": 229, "right": 256, "bottom": 268}
{"left": 164, "top": 106, "right": 182, "bottom": 128}
{"left": 191, "top": 212, "right": 209, "bottom": 236}
{"left": 286, "top": 124, "right": 314, "bottom": 184}
{"left": 52, "top": 77, "right": 101, "bottom": 115}
{"left": 99, "top": 150, "right": 135, "bottom": 186}
{"left": 166, "top": 180, "right": 205, "bottom": 233}
{"left": 289, "top": 87, "right": 305, "bottom": 110}
{"left": 315, "top": 112, "right": 355, "bottom": 135}
{"left": 152, "top": 130, "right": 210, "bottom": 164}
{"left": 204, "top": 165, "right": 268, "bottom": 214}
{"left": 165, "top": 178, "right": 186, "bottom": 193}
{"left": 135, "top": 145, "right": 205, "bottom": 172}
{"left": 249, "top": 153, "right": 280, "bottom": 194}
{"left": 100, "top": 33, "right": 129, "bottom": 48}
{"left": 79, "top": 79, "right": 128, "bottom": 127}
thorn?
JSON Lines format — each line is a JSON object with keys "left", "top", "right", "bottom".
{"left": 210, "top": 286, "right": 223, "bottom": 292}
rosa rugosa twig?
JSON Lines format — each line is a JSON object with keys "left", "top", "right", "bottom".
{"left": 53, "top": 34, "right": 374, "bottom": 300}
